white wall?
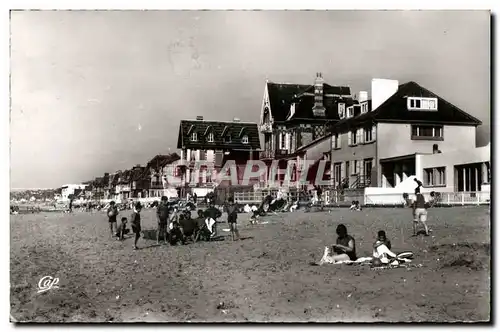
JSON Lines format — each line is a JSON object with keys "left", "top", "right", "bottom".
{"left": 61, "top": 184, "right": 87, "bottom": 200}
{"left": 416, "top": 144, "right": 490, "bottom": 192}
{"left": 371, "top": 78, "right": 399, "bottom": 111}
{"left": 377, "top": 123, "right": 477, "bottom": 161}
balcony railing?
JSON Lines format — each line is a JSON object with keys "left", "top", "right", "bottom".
{"left": 259, "top": 149, "right": 291, "bottom": 160}
{"left": 259, "top": 123, "right": 273, "bottom": 133}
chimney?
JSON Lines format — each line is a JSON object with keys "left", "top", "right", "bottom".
{"left": 371, "top": 79, "right": 399, "bottom": 111}
{"left": 233, "top": 117, "right": 241, "bottom": 123}
{"left": 312, "top": 72, "right": 326, "bottom": 117}
{"left": 196, "top": 116, "right": 204, "bottom": 121}
{"left": 359, "top": 91, "right": 368, "bottom": 103}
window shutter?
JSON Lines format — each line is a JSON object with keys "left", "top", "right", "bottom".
{"left": 371, "top": 126, "right": 376, "bottom": 141}
{"left": 337, "top": 134, "right": 341, "bottom": 148}
{"left": 341, "top": 162, "right": 346, "bottom": 180}
{"left": 357, "top": 129, "right": 363, "bottom": 144}
{"left": 348, "top": 131, "right": 352, "bottom": 145}
{"left": 359, "top": 160, "right": 363, "bottom": 178}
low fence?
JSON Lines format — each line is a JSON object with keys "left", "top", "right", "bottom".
{"left": 233, "top": 188, "right": 490, "bottom": 207}
{"left": 364, "top": 189, "right": 490, "bottom": 207}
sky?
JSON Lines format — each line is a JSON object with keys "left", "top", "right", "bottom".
{"left": 10, "top": 10, "right": 490, "bottom": 189}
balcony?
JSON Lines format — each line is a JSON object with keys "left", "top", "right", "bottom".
{"left": 259, "top": 149, "right": 291, "bottom": 160}
{"left": 259, "top": 123, "right": 273, "bottom": 133}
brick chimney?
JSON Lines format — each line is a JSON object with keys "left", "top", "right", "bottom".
{"left": 312, "top": 72, "right": 326, "bottom": 117}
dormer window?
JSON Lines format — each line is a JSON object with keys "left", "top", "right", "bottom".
{"left": 190, "top": 132, "right": 198, "bottom": 142}
{"left": 224, "top": 135, "right": 232, "bottom": 143}
{"left": 338, "top": 103, "right": 345, "bottom": 119}
{"left": 347, "top": 106, "right": 354, "bottom": 118}
{"left": 207, "top": 132, "right": 214, "bottom": 142}
{"left": 242, "top": 135, "right": 249, "bottom": 144}
{"left": 408, "top": 97, "right": 438, "bottom": 111}
{"left": 361, "top": 102, "right": 369, "bottom": 114}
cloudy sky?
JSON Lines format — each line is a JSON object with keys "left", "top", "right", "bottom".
{"left": 10, "top": 10, "right": 490, "bottom": 189}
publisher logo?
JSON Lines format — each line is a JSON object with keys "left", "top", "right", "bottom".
{"left": 37, "top": 276, "right": 59, "bottom": 293}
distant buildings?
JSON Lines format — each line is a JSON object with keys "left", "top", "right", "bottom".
{"left": 61, "top": 184, "right": 88, "bottom": 201}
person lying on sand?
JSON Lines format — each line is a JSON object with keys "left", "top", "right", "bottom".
{"left": 316, "top": 224, "right": 357, "bottom": 265}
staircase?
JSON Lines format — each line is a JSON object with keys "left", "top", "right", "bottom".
{"left": 350, "top": 175, "right": 371, "bottom": 189}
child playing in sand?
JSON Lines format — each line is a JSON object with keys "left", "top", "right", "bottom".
{"left": 116, "top": 217, "right": 130, "bottom": 241}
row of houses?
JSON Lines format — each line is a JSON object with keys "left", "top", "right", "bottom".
{"left": 69, "top": 72, "right": 490, "bottom": 202}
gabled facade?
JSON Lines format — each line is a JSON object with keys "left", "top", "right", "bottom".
{"left": 329, "top": 79, "right": 483, "bottom": 190}
{"left": 129, "top": 165, "right": 149, "bottom": 198}
{"left": 177, "top": 117, "right": 260, "bottom": 196}
{"left": 259, "top": 73, "right": 352, "bottom": 161}
{"left": 146, "top": 153, "right": 180, "bottom": 198}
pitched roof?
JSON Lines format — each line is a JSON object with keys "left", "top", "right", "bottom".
{"left": 332, "top": 81, "right": 482, "bottom": 131}
{"left": 177, "top": 120, "right": 261, "bottom": 150}
{"left": 146, "top": 153, "right": 180, "bottom": 170}
{"left": 266, "top": 82, "right": 351, "bottom": 122}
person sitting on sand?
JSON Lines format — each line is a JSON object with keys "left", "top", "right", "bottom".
{"left": 349, "top": 200, "right": 361, "bottom": 211}
{"left": 317, "top": 224, "right": 357, "bottom": 265}
{"left": 204, "top": 202, "right": 222, "bottom": 238}
{"left": 372, "top": 230, "right": 398, "bottom": 263}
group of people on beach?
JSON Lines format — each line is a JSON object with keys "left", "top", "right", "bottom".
{"left": 105, "top": 194, "right": 242, "bottom": 250}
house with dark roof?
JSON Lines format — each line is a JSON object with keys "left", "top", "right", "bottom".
{"left": 259, "top": 73, "right": 352, "bottom": 161}
{"left": 177, "top": 117, "right": 260, "bottom": 196}
{"left": 145, "top": 153, "right": 181, "bottom": 198}
{"left": 327, "top": 78, "right": 482, "bottom": 190}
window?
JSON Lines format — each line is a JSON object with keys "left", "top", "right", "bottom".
{"left": 352, "top": 160, "right": 359, "bottom": 175}
{"left": 338, "top": 103, "right": 346, "bottom": 119}
{"left": 411, "top": 125, "right": 443, "bottom": 140}
{"left": 348, "top": 130, "right": 357, "bottom": 146}
{"left": 429, "top": 99, "right": 436, "bottom": 109}
{"left": 423, "top": 167, "right": 446, "bottom": 186}
{"left": 279, "top": 132, "right": 286, "bottom": 150}
{"left": 207, "top": 132, "right": 214, "bottom": 142}
{"left": 408, "top": 97, "right": 438, "bottom": 111}
{"left": 364, "top": 126, "right": 373, "bottom": 142}
{"left": 333, "top": 133, "right": 341, "bottom": 149}
{"left": 223, "top": 135, "right": 232, "bottom": 143}
{"left": 242, "top": 135, "right": 249, "bottom": 144}
{"left": 361, "top": 103, "right": 368, "bottom": 114}
{"left": 190, "top": 132, "right": 198, "bottom": 141}
{"left": 347, "top": 106, "right": 354, "bottom": 118}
